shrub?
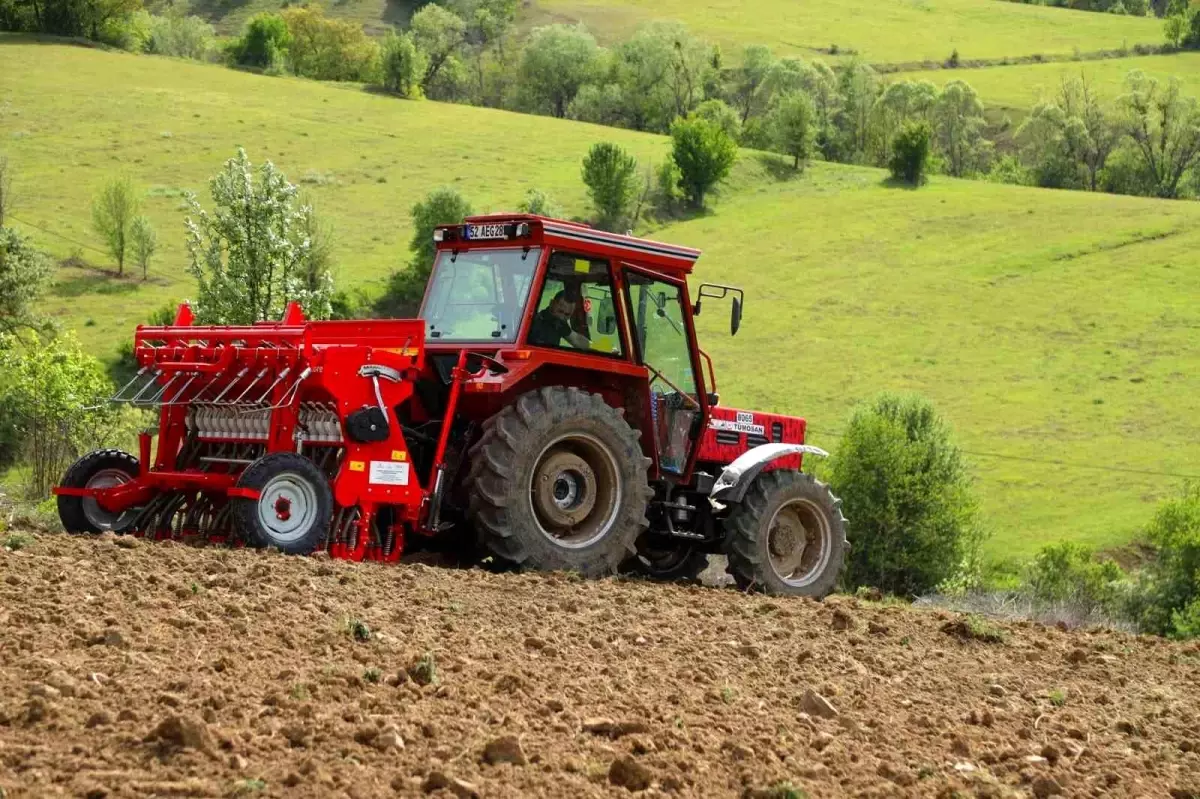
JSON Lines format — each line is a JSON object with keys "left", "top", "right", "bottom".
{"left": 769, "top": 91, "right": 816, "bottom": 169}
{"left": 692, "top": 99, "right": 742, "bottom": 141}
{"left": 185, "top": 148, "right": 332, "bottom": 324}
{"left": 374, "top": 187, "right": 472, "bottom": 318}
{"left": 129, "top": 215, "right": 156, "bottom": 280}
{"left": 516, "top": 188, "right": 562, "bottom": 218}
{"left": 0, "top": 226, "right": 53, "bottom": 337}
{"left": 1126, "top": 483, "right": 1200, "bottom": 638}
{"left": 148, "top": 12, "right": 216, "bottom": 60}
{"left": 652, "top": 158, "right": 685, "bottom": 215}
{"left": 232, "top": 12, "right": 291, "bottom": 70}
{"left": 986, "top": 154, "right": 1030, "bottom": 185}
{"left": 888, "top": 120, "right": 932, "bottom": 185}
{"left": 282, "top": 6, "right": 380, "bottom": 82}
{"left": 380, "top": 30, "right": 425, "bottom": 98}
{"left": 581, "top": 142, "right": 639, "bottom": 231}
{"left": 1024, "top": 542, "right": 1125, "bottom": 613}
{"left": 828, "top": 393, "right": 981, "bottom": 596}
{"left": 670, "top": 115, "right": 738, "bottom": 209}
{"left": 98, "top": 9, "right": 153, "bottom": 51}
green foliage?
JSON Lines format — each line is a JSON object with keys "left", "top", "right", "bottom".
{"left": 375, "top": 187, "right": 472, "bottom": 318}
{"left": 185, "top": 148, "right": 332, "bottom": 324}
{"left": 0, "top": 227, "right": 52, "bottom": 336}
{"left": 652, "top": 158, "right": 685, "bottom": 214}
{"left": 515, "top": 188, "right": 562, "bottom": 218}
{"left": 770, "top": 91, "right": 816, "bottom": 169}
{"left": 728, "top": 44, "right": 777, "bottom": 126}
{"left": 609, "top": 21, "right": 714, "bottom": 132}
{"left": 1048, "top": 688, "right": 1068, "bottom": 707}
{"left": 3, "top": 531, "right": 33, "bottom": 551}
{"left": 1126, "top": 483, "right": 1200, "bottom": 638}
{"left": 1024, "top": 542, "right": 1125, "bottom": 612}
{"left": 1018, "top": 77, "right": 1119, "bottom": 191}
{"left": 932, "top": 80, "right": 990, "bottom": 177}
{"left": 233, "top": 13, "right": 291, "bottom": 70}
{"left": 986, "top": 154, "right": 1030, "bottom": 185}
{"left": 0, "top": 333, "right": 122, "bottom": 498}
{"left": 99, "top": 8, "right": 152, "bottom": 51}
{"left": 91, "top": 176, "right": 139, "bottom": 276}
{"left": 380, "top": 30, "right": 425, "bottom": 98}
{"left": 2, "top": 0, "right": 142, "bottom": 39}
{"left": 147, "top": 11, "right": 215, "bottom": 60}
{"left": 520, "top": 24, "right": 605, "bottom": 118}
{"left": 581, "top": 142, "right": 640, "bottom": 230}
{"left": 343, "top": 616, "right": 371, "bottom": 641}
{"left": 408, "top": 652, "right": 438, "bottom": 686}
{"left": 411, "top": 3, "right": 467, "bottom": 98}
{"left": 669, "top": 115, "right": 737, "bottom": 208}
{"left": 129, "top": 215, "right": 156, "bottom": 280}
{"left": 1117, "top": 71, "right": 1200, "bottom": 198}
{"left": 829, "top": 393, "right": 980, "bottom": 596}
{"left": 868, "top": 79, "right": 938, "bottom": 165}
{"left": 282, "top": 5, "right": 380, "bottom": 83}
{"left": 833, "top": 59, "right": 880, "bottom": 162}
{"left": 888, "top": 120, "right": 932, "bottom": 185}
{"left": 692, "top": 99, "right": 741, "bottom": 141}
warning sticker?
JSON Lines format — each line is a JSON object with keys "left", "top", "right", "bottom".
{"left": 369, "top": 461, "right": 410, "bottom": 485}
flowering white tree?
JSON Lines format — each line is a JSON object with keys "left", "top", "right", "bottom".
{"left": 185, "top": 148, "right": 333, "bottom": 324}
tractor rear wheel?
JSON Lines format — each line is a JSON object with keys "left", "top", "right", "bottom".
{"left": 724, "top": 470, "right": 846, "bottom": 598}
{"left": 466, "top": 387, "right": 651, "bottom": 578}
{"left": 57, "top": 449, "right": 141, "bottom": 534}
{"left": 233, "top": 452, "right": 332, "bottom": 554}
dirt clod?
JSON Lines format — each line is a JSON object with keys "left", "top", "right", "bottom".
{"left": 608, "top": 756, "right": 652, "bottom": 791}
{"left": 801, "top": 689, "right": 838, "bottom": 719}
{"left": 1032, "top": 775, "right": 1064, "bottom": 797}
{"left": 145, "top": 715, "right": 212, "bottom": 752}
{"left": 482, "top": 735, "right": 526, "bottom": 766}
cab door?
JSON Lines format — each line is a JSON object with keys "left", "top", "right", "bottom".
{"left": 622, "top": 268, "right": 709, "bottom": 479}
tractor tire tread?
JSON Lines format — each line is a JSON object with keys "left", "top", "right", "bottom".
{"left": 57, "top": 449, "right": 141, "bottom": 535}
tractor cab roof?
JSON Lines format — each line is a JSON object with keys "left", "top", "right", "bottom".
{"left": 433, "top": 214, "right": 702, "bottom": 276}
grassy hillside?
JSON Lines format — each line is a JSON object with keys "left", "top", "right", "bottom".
{"left": 4, "top": 43, "right": 1199, "bottom": 560}
{"left": 530, "top": 0, "right": 1162, "bottom": 64}
{"left": 895, "top": 52, "right": 1200, "bottom": 114}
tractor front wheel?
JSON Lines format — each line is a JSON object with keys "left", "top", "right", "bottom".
{"left": 57, "top": 449, "right": 141, "bottom": 534}
{"left": 724, "top": 470, "right": 846, "bottom": 598}
{"left": 466, "top": 387, "right": 651, "bottom": 578}
{"left": 233, "top": 452, "right": 332, "bottom": 554}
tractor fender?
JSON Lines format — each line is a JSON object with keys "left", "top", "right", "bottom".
{"left": 709, "top": 443, "right": 829, "bottom": 505}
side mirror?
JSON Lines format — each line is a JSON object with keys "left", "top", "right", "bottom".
{"left": 731, "top": 296, "right": 742, "bottom": 336}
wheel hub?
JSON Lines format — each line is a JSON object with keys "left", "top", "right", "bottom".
{"left": 82, "top": 469, "right": 135, "bottom": 531}
{"left": 767, "top": 499, "right": 831, "bottom": 588}
{"left": 528, "top": 434, "right": 621, "bottom": 549}
{"left": 256, "top": 474, "right": 317, "bottom": 543}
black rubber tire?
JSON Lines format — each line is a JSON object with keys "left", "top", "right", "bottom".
{"left": 724, "top": 470, "right": 847, "bottom": 598}
{"left": 57, "top": 449, "right": 141, "bottom": 534}
{"left": 624, "top": 540, "right": 709, "bottom": 582}
{"left": 466, "top": 387, "right": 652, "bottom": 578}
{"left": 233, "top": 452, "right": 332, "bottom": 555}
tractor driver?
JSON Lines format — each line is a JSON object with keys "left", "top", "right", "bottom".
{"left": 528, "top": 290, "right": 590, "bottom": 350}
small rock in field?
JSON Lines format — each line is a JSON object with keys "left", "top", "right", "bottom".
{"left": 101, "top": 629, "right": 126, "bottom": 648}
{"left": 951, "top": 736, "right": 971, "bottom": 757}
{"left": 1066, "top": 648, "right": 1088, "bottom": 665}
{"left": 1115, "top": 720, "right": 1139, "bottom": 735}
{"left": 868, "top": 621, "right": 889, "bottom": 635}
{"left": 988, "top": 684, "right": 1006, "bottom": 697}
{"left": 375, "top": 727, "right": 405, "bottom": 751}
{"left": 46, "top": 671, "right": 78, "bottom": 697}
{"left": 229, "top": 754, "right": 249, "bottom": 770}
{"left": 626, "top": 735, "right": 655, "bottom": 755}
{"left": 85, "top": 711, "right": 113, "bottom": 728}
{"left": 608, "top": 756, "right": 652, "bottom": 791}
{"left": 811, "top": 732, "right": 834, "bottom": 751}
{"left": 282, "top": 773, "right": 302, "bottom": 787}
{"left": 1041, "top": 743, "right": 1061, "bottom": 765}
{"left": 115, "top": 536, "right": 138, "bottom": 549}
{"left": 28, "top": 683, "right": 61, "bottom": 701}
{"left": 830, "top": 608, "right": 854, "bottom": 631}
{"left": 423, "top": 771, "right": 479, "bottom": 798}
{"left": 482, "top": 735, "right": 526, "bottom": 766}
{"left": 1032, "top": 775, "right": 1064, "bottom": 798}
{"left": 145, "top": 715, "right": 212, "bottom": 752}
{"left": 523, "top": 636, "right": 548, "bottom": 650}
{"left": 801, "top": 689, "right": 838, "bottom": 719}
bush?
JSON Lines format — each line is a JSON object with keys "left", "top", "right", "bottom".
{"left": 232, "top": 12, "right": 291, "bottom": 69}
{"left": 374, "top": 187, "right": 473, "bottom": 319}
{"left": 670, "top": 115, "right": 738, "bottom": 209}
{"left": 828, "top": 393, "right": 981, "bottom": 596}
{"left": 0, "top": 333, "right": 129, "bottom": 499}
{"left": 769, "top": 91, "right": 816, "bottom": 169}
{"left": 652, "top": 158, "right": 685, "bottom": 215}
{"left": 581, "top": 142, "right": 639, "bottom": 231}
{"left": 986, "top": 154, "right": 1030, "bottom": 185}
{"left": 380, "top": 30, "right": 425, "bottom": 98}
{"left": 516, "top": 188, "right": 562, "bottom": 218}
{"left": 148, "top": 12, "right": 216, "bottom": 60}
{"left": 888, "top": 120, "right": 932, "bottom": 185}
{"left": 0, "top": 226, "right": 53, "bottom": 337}
{"left": 282, "top": 6, "right": 380, "bottom": 83}
{"left": 98, "top": 9, "right": 153, "bottom": 51}
{"left": 1024, "top": 542, "right": 1125, "bottom": 613}
{"left": 1126, "top": 483, "right": 1200, "bottom": 638}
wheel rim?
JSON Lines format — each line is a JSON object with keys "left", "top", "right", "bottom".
{"left": 529, "top": 433, "right": 622, "bottom": 549}
{"left": 82, "top": 468, "right": 135, "bottom": 531}
{"left": 766, "top": 498, "right": 833, "bottom": 588}
{"left": 256, "top": 472, "right": 318, "bottom": 544}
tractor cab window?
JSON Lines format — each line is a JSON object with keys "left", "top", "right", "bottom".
{"left": 525, "top": 252, "right": 624, "bottom": 358}
{"left": 420, "top": 247, "right": 540, "bottom": 342}
{"left": 625, "top": 272, "right": 702, "bottom": 475}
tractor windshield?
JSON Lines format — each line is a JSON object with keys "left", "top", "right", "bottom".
{"left": 420, "top": 247, "right": 541, "bottom": 342}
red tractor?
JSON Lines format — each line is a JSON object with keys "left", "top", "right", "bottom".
{"left": 55, "top": 215, "right": 846, "bottom": 596}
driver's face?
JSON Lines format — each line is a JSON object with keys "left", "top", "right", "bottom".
{"left": 551, "top": 297, "right": 575, "bottom": 319}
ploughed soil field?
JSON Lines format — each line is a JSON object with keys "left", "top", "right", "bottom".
{"left": 2, "top": 532, "right": 1199, "bottom": 798}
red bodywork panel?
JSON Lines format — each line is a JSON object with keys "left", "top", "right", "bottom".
{"left": 695, "top": 407, "right": 806, "bottom": 472}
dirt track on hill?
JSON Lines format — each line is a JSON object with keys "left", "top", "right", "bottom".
{"left": 1, "top": 532, "right": 1199, "bottom": 799}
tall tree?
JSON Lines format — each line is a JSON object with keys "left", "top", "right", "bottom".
{"left": 729, "top": 44, "right": 777, "bottom": 124}
{"left": 670, "top": 116, "right": 737, "bottom": 209}
{"left": 411, "top": 3, "right": 467, "bottom": 95}
{"left": 1018, "top": 76, "right": 1119, "bottom": 191}
{"left": 770, "top": 91, "right": 816, "bottom": 169}
{"left": 834, "top": 59, "right": 880, "bottom": 163}
{"left": 932, "top": 80, "right": 991, "bottom": 177}
{"left": 518, "top": 24, "right": 605, "bottom": 118}
{"left": 1119, "top": 71, "right": 1200, "bottom": 198}
{"left": 581, "top": 142, "right": 640, "bottom": 231}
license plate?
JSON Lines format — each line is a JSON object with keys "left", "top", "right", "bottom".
{"left": 466, "top": 223, "right": 508, "bottom": 240}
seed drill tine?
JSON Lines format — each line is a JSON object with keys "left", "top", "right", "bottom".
{"left": 128, "top": 369, "right": 164, "bottom": 404}
{"left": 204, "top": 367, "right": 249, "bottom": 406}
{"left": 251, "top": 367, "right": 291, "bottom": 405}
{"left": 228, "top": 368, "right": 269, "bottom": 406}
{"left": 111, "top": 366, "right": 150, "bottom": 403}
{"left": 140, "top": 371, "right": 180, "bottom": 406}
{"left": 163, "top": 372, "right": 201, "bottom": 406}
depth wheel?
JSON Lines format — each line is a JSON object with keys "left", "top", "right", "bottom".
{"left": 466, "top": 387, "right": 652, "bottom": 577}
{"left": 724, "top": 470, "right": 847, "bottom": 597}
{"left": 624, "top": 538, "right": 709, "bottom": 582}
{"left": 233, "top": 452, "right": 332, "bottom": 554}
{"left": 57, "top": 449, "right": 141, "bottom": 534}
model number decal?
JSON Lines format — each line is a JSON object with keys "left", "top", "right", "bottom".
{"left": 369, "top": 461, "right": 410, "bottom": 485}
{"left": 709, "top": 418, "right": 765, "bottom": 436}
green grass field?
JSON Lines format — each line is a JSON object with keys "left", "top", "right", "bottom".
{"left": 3, "top": 42, "right": 1199, "bottom": 560}
{"left": 530, "top": 0, "right": 1163, "bottom": 64}
{"left": 894, "top": 52, "right": 1200, "bottom": 114}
